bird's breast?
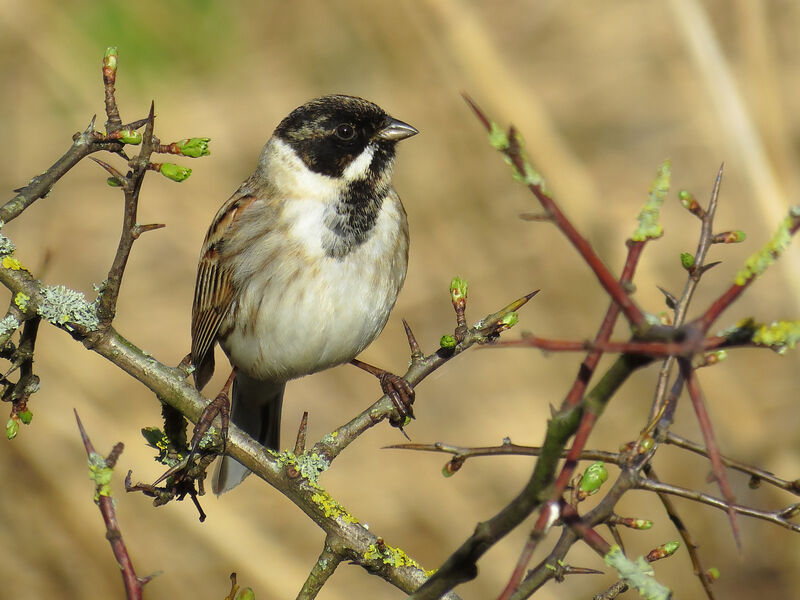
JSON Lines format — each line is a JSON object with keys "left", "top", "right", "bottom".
{"left": 220, "top": 193, "right": 408, "bottom": 382}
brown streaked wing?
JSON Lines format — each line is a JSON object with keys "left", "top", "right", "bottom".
{"left": 190, "top": 193, "right": 258, "bottom": 389}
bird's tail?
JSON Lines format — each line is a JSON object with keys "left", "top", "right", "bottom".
{"left": 212, "top": 372, "right": 284, "bottom": 495}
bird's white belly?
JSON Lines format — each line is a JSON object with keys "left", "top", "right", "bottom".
{"left": 220, "top": 197, "right": 406, "bottom": 382}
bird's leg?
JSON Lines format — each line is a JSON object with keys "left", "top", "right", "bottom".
{"left": 350, "top": 358, "right": 415, "bottom": 425}
{"left": 189, "top": 368, "right": 234, "bottom": 458}
{"left": 150, "top": 369, "right": 235, "bottom": 488}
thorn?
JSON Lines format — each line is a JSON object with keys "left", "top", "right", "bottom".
{"left": 89, "top": 156, "right": 126, "bottom": 182}
{"left": 132, "top": 223, "right": 166, "bottom": 239}
{"left": 74, "top": 408, "right": 94, "bottom": 454}
{"left": 505, "top": 289, "right": 540, "bottom": 314}
{"left": 519, "top": 211, "right": 552, "bottom": 222}
{"left": 656, "top": 285, "right": 677, "bottom": 309}
{"left": 123, "top": 117, "right": 150, "bottom": 131}
{"left": 402, "top": 318, "right": 423, "bottom": 360}
{"left": 700, "top": 261, "right": 722, "bottom": 275}
{"left": 294, "top": 411, "right": 309, "bottom": 454}
{"left": 461, "top": 93, "right": 491, "bottom": 132}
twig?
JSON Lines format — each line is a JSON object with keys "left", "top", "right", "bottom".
{"left": 637, "top": 476, "right": 800, "bottom": 533}
{"left": 385, "top": 440, "right": 619, "bottom": 473}
{"left": 74, "top": 410, "right": 148, "bottom": 600}
{"left": 646, "top": 466, "right": 717, "bottom": 600}
{"left": 0, "top": 118, "right": 124, "bottom": 223}
{"left": 679, "top": 359, "right": 740, "bottom": 547}
{"left": 649, "top": 165, "right": 723, "bottom": 422}
{"left": 665, "top": 431, "right": 800, "bottom": 494}
{"left": 312, "top": 290, "right": 538, "bottom": 462}
{"left": 96, "top": 102, "right": 158, "bottom": 327}
{"left": 463, "top": 95, "right": 647, "bottom": 330}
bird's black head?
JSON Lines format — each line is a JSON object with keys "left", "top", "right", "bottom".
{"left": 274, "top": 95, "right": 417, "bottom": 178}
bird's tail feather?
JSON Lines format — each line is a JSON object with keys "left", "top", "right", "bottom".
{"left": 212, "top": 372, "right": 284, "bottom": 495}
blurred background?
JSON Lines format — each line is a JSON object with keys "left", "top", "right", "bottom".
{"left": 1, "top": 0, "right": 799, "bottom": 598}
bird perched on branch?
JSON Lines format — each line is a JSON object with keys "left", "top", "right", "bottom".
{"left": 191, "top": 95, "right": 417, "bottom": 493}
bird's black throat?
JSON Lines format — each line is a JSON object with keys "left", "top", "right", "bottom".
{"left": 323, "top": 176, "right": 389, "bottom": 259}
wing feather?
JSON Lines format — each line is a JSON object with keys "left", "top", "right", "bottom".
{"left": 190, "top": 192, "right": 258, "bottom": 389}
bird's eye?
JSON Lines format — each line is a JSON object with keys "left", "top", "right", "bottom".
{"left": 334, "top": 123, "right": 356, "bottom": 141}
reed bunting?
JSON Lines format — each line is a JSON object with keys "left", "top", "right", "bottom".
{"left": 191, "top": 95, "right": 417, "bottom": 493}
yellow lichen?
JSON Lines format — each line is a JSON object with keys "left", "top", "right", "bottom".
{"left": 311, "top": 490, "right": 359, "bottom": 524}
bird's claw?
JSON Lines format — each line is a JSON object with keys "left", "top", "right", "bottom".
{"left": 380, "top": 371, "right": 415, "bottom": 427}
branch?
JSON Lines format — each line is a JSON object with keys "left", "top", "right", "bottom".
{"left": 463, "top": 94, "right": 647, "bottom": 330}
{"left": 297, "top": 535, "right": 344, "bottom": 600}
{"left": 312, "top": 290, "right": 538, "bottom": 462}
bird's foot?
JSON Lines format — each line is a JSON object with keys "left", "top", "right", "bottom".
{"left": 350, "top": 358, "right": 415, "bottom": 428}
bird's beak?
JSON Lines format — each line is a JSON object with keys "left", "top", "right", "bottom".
{"left": 377, "top": 118, "right": 418, "bottom": 141}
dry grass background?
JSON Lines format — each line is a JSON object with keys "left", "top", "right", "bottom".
{"left": 1, "top": 0, "right": 799, "bottom": 598}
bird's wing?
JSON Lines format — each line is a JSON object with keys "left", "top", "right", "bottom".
{"left": 190, "top": 193, "right": 258, "bottom": 389}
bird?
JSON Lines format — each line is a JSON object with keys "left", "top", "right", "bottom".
{"left": 190, "top": 95, "right": 417, "bottom": 494}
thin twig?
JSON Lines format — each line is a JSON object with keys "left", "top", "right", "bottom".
{"left": 637, "top": 476, "right": 800, "bottom": 533}
{"left": 646, "top": 466, "right": 717, "bottom": 600}
{"left": 679, "top": 359, "right": 740, "bottom": 547}
{"left": 665, "top": 432, "right": 800, "bottom": 494}
{"left": 96, "top": 103, "right": 157, "bottom": 327}
{"left": 649, "top": 165, "right": 723, "bottom": 423}
{"left": 74, "top": 410, "right": 147, "bottom": 600}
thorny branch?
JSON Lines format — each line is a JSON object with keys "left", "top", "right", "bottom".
{"left": 408, "top": 98, "right": 800, "bottom": 600}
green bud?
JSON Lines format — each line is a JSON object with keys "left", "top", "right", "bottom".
{"left": 579, "top": 461, "right": 608, "bottom": 495}
{"left": 631, "top": 519, "right": 653, "bottom": 530}
{"left": 6, "top": 418, "right": 19, "bottom": 440}
{"left": 450, "top": 276, "right": 468, "bottom": 301}
{"left": 706, "top": 567, "right": 720, "bottom": 581}
{"left": 732, "top": 230, "right": 746, "bottom": 243}
{"left": 175, "top": 137, "right": 211, "bottom": 158}
{"left": 499, "top": 312, "right": 519, "bottom": 329}
{"left": 439, "top": 334, "right": 457, "bottom": 349}
{"left": 159, "top": 163, "right": 192, "bottom": 182}
{"left": 18, "top": 410, "right": 33, "bottom": 425}
{"left": 106, "top": 177, "right": 122, "bottom": 187}
{"left": 678, "top": 190, "right": 694, "bottom": 209}
{"left": 103, "top": 47, "right": 118, "bottom": 70}
{"left": 234, "top": 587, "right": 255, "bottom": 600}
{"left": 119, "top": 130, "right": 142, "bottom": 145}
{"left": 660, "top": 541, "right": 680, "bottom": 556}
{"left": 442, "top": 464, "right": 455, "bottom": 478}
{"left": 680, "top": 252, "right": 695, "bottom": 270}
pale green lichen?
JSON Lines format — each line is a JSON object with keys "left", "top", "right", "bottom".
{"left": 632, "top": 160, "right": 670, "bottom": 242}
{"left": 311, "top": 490, "right": 359, "bottom": 524}
{"left": 363, "top": 543, "right": 435, "bottom": 576}
{"left": 276, "top": 449, "right": 330, "bottom": 487}
{"left": 38, "top": 285, "right": 99, "bottom": 331}
{"left": 752, "top": 320, "right": 800, "bottom": 354}
{"left": 0, "top": 233, "right": 15, "bottom": 256}
{"left": 0, "top": 314, "right": 19, "bottom": 336}
{"left": 275, "top": 450, "right": 331, "bottom": 490}
{"left": 604, "top": 545, "right": 671, "bottom": 600}
{"left": 734, "top": 206, "right": 800, "bottom": 286}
